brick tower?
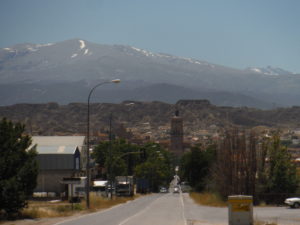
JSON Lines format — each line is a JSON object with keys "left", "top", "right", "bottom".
{"left": 170, "top": 110, "right": 184, "bottom": 156}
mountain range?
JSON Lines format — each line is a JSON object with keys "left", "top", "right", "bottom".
{"left": 1, "top": 39, "right": 299, "bottom": 108}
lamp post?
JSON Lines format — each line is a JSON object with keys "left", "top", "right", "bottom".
{"left": 86, "top": 79, "right": 120, "bottom": 209}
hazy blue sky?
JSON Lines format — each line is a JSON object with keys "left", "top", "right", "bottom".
{"left": 1, "top": 0, "right": 299, "bottom": 72}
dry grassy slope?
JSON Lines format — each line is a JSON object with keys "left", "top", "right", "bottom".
{"left": 0, "top": 100, "right": 300, "bottom": 136}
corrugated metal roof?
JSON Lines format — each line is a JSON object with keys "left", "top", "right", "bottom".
{"left": 36, "top": 145, "right": 78, "bottom": 154}
{"left": 32, "top": 136, "right": 85, "bottom": 146}
{"left": 31, "top": 136, "right": 85, "bottom": 154}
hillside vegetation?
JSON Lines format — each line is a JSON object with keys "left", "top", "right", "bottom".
{"left": 0, "top": 100, "right": 300, "bottom": 136}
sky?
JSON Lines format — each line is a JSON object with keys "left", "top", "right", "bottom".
{"left": 0, "top": 0, "right": 300, "bottom": 73}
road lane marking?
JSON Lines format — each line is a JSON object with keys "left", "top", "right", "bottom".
{"left": 53, "top": 197, "right": 141, "bottom": 225}
{"left": 118, "top": 194, "right": 168, "bottom": 225}
{"left": 180, "top": 192, "right": 187, "bottom": 225}
{"left": 54, "top": 203, "right": 123, "bottom": 225}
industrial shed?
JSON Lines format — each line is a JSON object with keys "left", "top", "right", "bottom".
{"left": 31, "top": 136, "right": 86, "bottom": 196}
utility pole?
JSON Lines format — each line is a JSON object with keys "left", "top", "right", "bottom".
{"left": 109, "top": 113, "right": 113, "bottom": 200}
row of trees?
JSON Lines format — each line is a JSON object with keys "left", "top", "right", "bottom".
{"left": 180, "top": 144, "right": 216, "bottom": 191}
{"left": 213, "top": 130, "right": 257, "bottom": 198}
{"left": 180, "top": 129, "right": 299, "bottom": 203}
{"left": 92, "top": 139, "right": 174, "bottom": 192}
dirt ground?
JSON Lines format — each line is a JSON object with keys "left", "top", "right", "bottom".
{"left": 0, "top": 212, "right": 85, "bottom": 225}
{"left": 0, "top": 217, "right": 65, "bottom": 225}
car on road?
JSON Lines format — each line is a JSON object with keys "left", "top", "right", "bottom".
{"left": 284, "top": 197, "right": 300, "bottom": 208}
{"left": 173, "top": 185, "right": 180, "bottom": 193}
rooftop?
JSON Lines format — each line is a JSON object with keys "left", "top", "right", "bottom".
{"left": 31, "top": 136, "right": 85, "bottom": 154}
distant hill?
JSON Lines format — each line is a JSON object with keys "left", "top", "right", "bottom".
{"left": 1, "top": 100, "right": 300, "bottom": 137}
{"left": 1, "top": 39, "right": 300, "bottom": 108}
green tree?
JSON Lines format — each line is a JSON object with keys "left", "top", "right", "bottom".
{"left": 134, "top": 143, "right": 172, "bottom": 191}
{"left": 264, "top": 135, "right": 298, "bottom": 194}
{"left": 180, "top": 144, "right": 216, "bottom": 191}
{"left": 93, "top": 140, "right": 173, "bottom": 191}
{"left": 92, "top": 139, "right": 140, "bottom": 178}
{"left": 0, "top": 118, "right": 38, "bottom": 215}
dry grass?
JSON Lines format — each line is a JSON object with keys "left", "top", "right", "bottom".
{"left": 21, "top": 193, "right": 140, "bottom": 219}
{"left": 189, "top": 192, "right": 227, "bottom": 207}
{"left": 21, "top": 202, "right": 82, "bottom": 218}
{"left": 254, "top": 221, "right": 277, "bottom": 225}
{"left": 88, "top": 193, "right": 138, "bottom": 211}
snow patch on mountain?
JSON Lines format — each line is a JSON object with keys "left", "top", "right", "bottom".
{"left": 3, "top": 48, "right": 15, "bottom": 53}
{"left": 84, "top": 49, "right": 89, "bottom": 55}
{"left": 130, "top": 46, "right": 214, "bottom": 68}
{"left": 27, "top": 47, "right": 38, "bottom": 52}
{"left": 27, "top": 43, "right": 55, "bottom": 52}
{"left": 247, "top": 66, "right": 293, "bottom": 76}
{"left": 79, "top": 40, "right": 86, "bottom": 49}
{"left": 35, "top": 43, "right": 54, "bottom": 48}
{"left": 2, "top": 43, "right": 55, "bottom": 54}
{"left": 251, "top": 68, "right": 262, "bottom": 73}
{"left": 131, "top": 46, "right": 156, "bottom": 57}
{"left": 71, "top": 53, "right": 78, "bottom": 58}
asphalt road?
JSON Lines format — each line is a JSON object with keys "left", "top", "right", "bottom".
{"left": 54, "top": 193, "right": 300, "bottom": 225}
{"left": 183, "top": 193, "right": 300, "bottom": 225}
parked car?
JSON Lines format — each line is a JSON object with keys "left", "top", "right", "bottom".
{"left": 159, "top": 187, "right": 168, "bottom": 193}
{"left": 284, "top": 197, "right": 300, "bottom": 208}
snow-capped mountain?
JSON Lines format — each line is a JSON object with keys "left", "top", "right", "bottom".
{"left": 0, "top": 39, "right": 245, "bottom": 84}
{"left": 0, "top": 39, "right": 300, "bottom": 108}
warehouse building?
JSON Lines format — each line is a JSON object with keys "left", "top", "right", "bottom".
{"left": 31, "top": 136, "right": 86, "bottom": 196}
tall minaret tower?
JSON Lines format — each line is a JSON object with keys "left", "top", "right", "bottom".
{"left": 170, "top": 110, "right": 184, "bottom": 156}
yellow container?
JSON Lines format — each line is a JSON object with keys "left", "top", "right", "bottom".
{"left": 228, "top": 195, "right": 253, "bottom": 225}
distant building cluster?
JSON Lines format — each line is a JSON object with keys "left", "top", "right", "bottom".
{"left": 30, "top": 109, "right": 300, "bottom": 199}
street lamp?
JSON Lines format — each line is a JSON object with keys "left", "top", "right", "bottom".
{"left": 86, "top": 79, "right": 120, "bottom": 209}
